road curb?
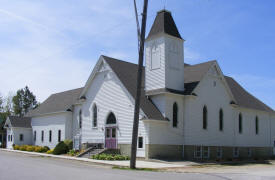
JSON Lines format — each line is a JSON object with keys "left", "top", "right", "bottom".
{"left": 0, "top": 148, "right": 186, "bottom": 169}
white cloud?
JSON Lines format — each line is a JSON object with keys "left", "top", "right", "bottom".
{"left": 0, "top": 1, "right": 136, "bottom": 103}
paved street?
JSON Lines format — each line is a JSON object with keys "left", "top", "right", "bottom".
{"left": 0, "top": 151, "right": 275, "bottom": 180}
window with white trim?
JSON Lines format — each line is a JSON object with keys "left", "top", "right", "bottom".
{"left": 203, "top": 146, "right": 210, "bottom": 159}
{"left": 248, "top": 148, "right": 252, "bottom": 157}
{"left": 138, "top": 137, "right": 143, "bottom": 149}
{"left": 93, "top": 104, "right": 97, "bottom": 127}
{"left": 194, "top": 146, "right": 202, "bottom": 158}
{"left": 217, "top": 147, "right": 223, "bottom": 158}
{"left": 233, "top": 147, "right": 239, "bottom": 158}
{"left": 79, "top": 110, "right": 82, "bottom": 129}
{"left": 19, "top": 134, "right": 24, "bottom": 141}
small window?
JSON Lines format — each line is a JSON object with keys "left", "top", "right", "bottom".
{"left": 8, "top": 135, "right": 10, "bottom": 142}
{"left": 233, "top": 147, "right": 239, "bottom": 158}
{"left": 11, "top": 135, "right": 12, "bottom": 142}
{"left": 203, "top": 146, "right": 210, "bottom": 159}
{"left": 41, "top": 131, "right": 44, "bottom": 142}
{"left": 239, "top": 113, "right": 242, "bottom": 134}
{"left": 106, "top": 129, "right": 110, "bottom": 138}
{"left": 58, "top": 130, "right": 61, "bottom": 142}
{"left": 112, "top": 128, "right": 116, "bottom": 138}
{"left": 34, "top": 131, "right": 36, "bottom": 142}
{"left": 93, "top": 105, "right": 97, "bottom": 127}
{"left": 203, "top": 106, "right": 208, "bottom": 129}
{"left": 219, "top": 109, "right": 223, "bottom": 131}
{"left": 173, "top": 102, "right": 178, "bottom": 128}
{"left": 248, "top": 148, "right": 252, "bottom": 157}
{"left": 79, "top": 110, "right": 82, "bottom": 129}
{"left": 255, "top": 116, "right": 259, "bottom": 135}
{"left": 49, "top": 130, "right": 52, "bottom": 142}
{"left": 217, "top": 147, "right": 223, "bottom": 158}
{"left": 19, "top": 134, "right": 24, "bottom": 141}
{"left": 138, "top": 137, "right": 143, "bottom": 149}
{"left": 194, "top": 146, "right": 202, "bottom": 158}
{"left": 213, "top": 81, "right": 217, "bottom": 87}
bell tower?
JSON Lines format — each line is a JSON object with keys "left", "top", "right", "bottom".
{"left": 145, "top": 10, "right": 185, "bottom": 93}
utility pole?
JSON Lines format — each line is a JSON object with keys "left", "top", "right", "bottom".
{"left": 130, "top": 0, "right": 148, "bottom": 169}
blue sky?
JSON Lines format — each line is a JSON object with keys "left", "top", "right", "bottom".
{"left": 0, "top": 0, "right": 274, "bottom": 109}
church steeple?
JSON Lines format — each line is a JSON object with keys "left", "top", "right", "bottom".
{"left": 145, "top": 10, "right": 185, "bottom": 93}
{"left": 146, "top": 10, "right": 182, "bottom": 40}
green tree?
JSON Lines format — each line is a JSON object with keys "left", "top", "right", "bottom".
{"left": 0, "top": 94, "right": 3, "bottom": 113}
{"left": 12, "top": 86, "right": 38, "bottom": 117}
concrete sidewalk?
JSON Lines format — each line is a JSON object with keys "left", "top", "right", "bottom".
{"left": 0, "top": 149, "right": 189, "bottom": 169}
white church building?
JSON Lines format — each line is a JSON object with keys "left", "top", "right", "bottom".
{"left": 6, "top": 10, "right": 275, "bottom": 160}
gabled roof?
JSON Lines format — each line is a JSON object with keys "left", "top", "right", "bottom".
{"left": 225, "top": 76, "right": 274, "bottom": 113}
{"left": 146, "top": 10, "right": 182, "bottom": 40}
{"left": 27, "top": 87, "right": 83, "bottom": 117}
{"left": 7, "top": 116, "right": 31, "bottom": 128}
{"left": 103, "top": 55, "right": 165, "bottom": 120}
{"left": 184, "top": 61, "right": 216, "bottom": 84}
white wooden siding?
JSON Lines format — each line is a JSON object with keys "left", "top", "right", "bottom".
{"left": 80, "top": 62, "right": 146, "bottom": 145}
{"left": 6, "top": 127, "right": 32, "bottom": 149}
{"left": 183, "top": 72, "right": 273, "bottom": 147}
{"left": 31, "top": 112, "right": 72, "bottom": 149}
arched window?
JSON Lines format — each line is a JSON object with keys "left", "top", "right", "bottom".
{"left": 219, "top": 109, "right": 223, "bottom": 131}
{"left": 93, "top": 104, "right": 97, "bottom": 127}
{"left": 79, "top": 110, "right": 82, "bottom": 129}
{"left": 203, "top": 106, "right": 208, "bottom": 129}
{"left": 106, "top": 112, "right": 116, "bottom": 124}
{"left": 239, "top": 113, "right": 242, "bottom": 134}
{"left": 173, "top": 102, "right": 178, "bottom": 127}
{"left": 255, "top": 116, "right": 259, "bottom": 134}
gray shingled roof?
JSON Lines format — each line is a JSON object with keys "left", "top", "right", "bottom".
{"left": 225, "top": 76, "right": 274, "bottom": 113}
{"left": 103, "top": 56, "right": 165, "bottom": 120}
{"left": 8, "top": 116, "right": 31, "bottom": 128}
{"left": 27, "top": 88, "right": 83, "bottom": 117}
{"left": 147, "top": 10, "right": 182, "bottom": 40}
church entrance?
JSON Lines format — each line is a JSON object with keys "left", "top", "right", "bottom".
{"left": 105, "top": 127, "right": 117, "bottom": 149}
{"left": 105, "top": 113, "right": 117, "bottom": 149}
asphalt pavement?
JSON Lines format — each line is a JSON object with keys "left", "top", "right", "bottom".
{"left": 0, "top": 150, "right": 274, "bottom": 180}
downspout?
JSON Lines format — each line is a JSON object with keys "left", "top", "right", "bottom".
{"left": 269, "top": 112, "right": 272, "bottom": 156}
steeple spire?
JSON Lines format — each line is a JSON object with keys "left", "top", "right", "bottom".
{"left": 146, "top": 10, "right": 182, "bottom": 40}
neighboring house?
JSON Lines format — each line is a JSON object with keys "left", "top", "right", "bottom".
{"left": 4, "top": 116, "right": 32, "bottom": 149}
{"left": 0, "top": 118, "right": 6, "bottom": 148}
{"left": 7, "top": 9, "right": 275, "bottom": 160}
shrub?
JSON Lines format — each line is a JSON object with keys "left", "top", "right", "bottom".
{"left": 34, "top": 146, "right": 44, "bottom": 153}
{"left": 53, "top": 141, "right": 69, "bottom": 155}
{"left": 19, "top": 145, "right": 27, "bottom": 151}
{"left": 91, "top": 154, "right": 130, "bottom": 161}
{"left": 26, "top": 146, "right": 35, "bottom": 152}
{"left": 67, "top": 150, "right": 79, "bottom": 156}
{"left": 64, "top": 140, "right": 73, "bottom": 150}
{"left": 46, "top": 149, "right": 54, "bottom": 154}
{"left": 42, "top": 146, "right": 50, "bottom": 152}
{"left": 13, "top": 145, "right": 20, "bottom": 150}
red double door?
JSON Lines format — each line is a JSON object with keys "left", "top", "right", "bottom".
{"left": 105, "top": 127, "right": 117, "bottom": 149}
